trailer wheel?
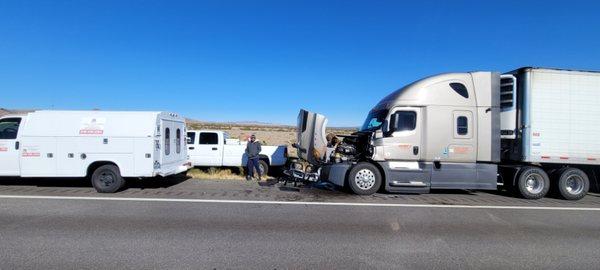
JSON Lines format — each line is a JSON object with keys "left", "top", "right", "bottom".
{"left": 556, "top": 168, "right": 589, "bottom": 200}
{"left": 91, "top": 164, "right": 125, "bottom": 193}
{"left": 348, "top": 162, "right": 382, "bottom": 195}
{"left": 516, "top": 166, "right": 549, "bottom": 199}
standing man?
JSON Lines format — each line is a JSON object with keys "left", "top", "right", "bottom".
{"left": 245, "top": 134, "right": 262, "bottom": 181}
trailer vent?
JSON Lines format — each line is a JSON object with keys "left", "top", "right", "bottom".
{"left": 500, "top": 74, "right": 517, "bottom": 139}
{"left": 500, "top": 77, "right": 515, "bottom": 109}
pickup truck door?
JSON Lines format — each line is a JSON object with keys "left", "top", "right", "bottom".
{"left": 0, "top": 117, "right": 22, "bottom": 176}
{"left": 194, "top": 132, "right": 223, "bottom": 166}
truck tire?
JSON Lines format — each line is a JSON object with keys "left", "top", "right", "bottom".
{"left": 347, "top": 162, "right": 382, "bottom": 195}
{"left": 91, "top": 164, "right": 125, "bottom": 193}
{"left": 516, "top": 166, "right": 549, "bottom": 199}
{"left": 556, "top": 168, "right": 589, "bottom": 200}
{"left": 259, "top": 160, "right": 269, "bottom": 176}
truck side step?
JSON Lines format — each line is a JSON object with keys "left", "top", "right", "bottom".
{"left": 389, "top": 181, "right": 428, "bottom": 187}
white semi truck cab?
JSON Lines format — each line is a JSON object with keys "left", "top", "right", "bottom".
{"left": 295, "top": 67, "right": 600, "bottom": 200}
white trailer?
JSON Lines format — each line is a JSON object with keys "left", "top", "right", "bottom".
{"left": 0, "top": 110, "right": 191, "bottom": 193}
{"left": 186, "top": 130, "right": 288, "bottom": 176}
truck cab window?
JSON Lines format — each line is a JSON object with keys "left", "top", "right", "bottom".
{"left": 360, "top": 109, "right": 389, "bottom": 132}
{"left": 0, "top": 118, "right": 21, "bottom": 139}
{"left": 392, "top": 111, "right": 416, "bottom": 132}
{"left": 199, "top": 132, "right": 218, "bottom": 145}
{"left": 457, "top": 116, "right": 468, "bottom": 135}
{"left": 187, "top": 132, "right": 196, "bottom": 145}
{"left": 176, "top": 129, "right": 181, "bottom": 154}
{"left": 165, "top": 128, "right": 171, "bottom": 155}
{"left": 450, "top": 83, "right": 469, "bottom": 98}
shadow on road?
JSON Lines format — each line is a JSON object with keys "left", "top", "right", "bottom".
{"left": 0, "top": 174, "right": 189, "bottom": 191}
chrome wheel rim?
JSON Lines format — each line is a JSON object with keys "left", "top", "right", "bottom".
{"left": 525, "top": 173, "right": 544, "bottom": 194}
{"left": 565, "top": 174, "right": 584, "bottom": 195}
{"left": 355, "top": 169, "right": 376, "bottom": 190}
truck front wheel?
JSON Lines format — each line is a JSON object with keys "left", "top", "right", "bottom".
{"left": 347, "top": 162, "right": 382, "bottom": 195}
{"left": 516, "top": 166, "right": 550, "bottom": 199}
{"left": 556, "top": 168, "right": 589, "bottom": 200}
{"left": 91, "top": 164, "right": 125, "bottom": 193}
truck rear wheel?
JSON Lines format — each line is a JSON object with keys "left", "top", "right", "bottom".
{"left": 556, "top": 168, "right": 589, "bottom": 200}
{"left": 259, "top": 160, "right": 269, "bottom": 176}
{"left": 91, "top": 164, "right": 125, "bottom": 193}
{"left": 347, "top": 162, "right": 382, "bottom": 195}
{"left": 516, "top": 166, "right": 549, "bottom": 200}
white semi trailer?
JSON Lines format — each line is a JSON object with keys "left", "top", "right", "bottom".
{"left": 0, "top": 110, "right": 191, "bottom": 193}
{"left": 295, "top": 67, "right": 600, "bottom": 200}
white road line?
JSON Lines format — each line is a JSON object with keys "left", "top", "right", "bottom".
{"left": 0, "top": 194, "right": 599, "bottom": 211}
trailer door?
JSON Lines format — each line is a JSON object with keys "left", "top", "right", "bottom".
{"left": 0, "top": 117, "right": 22, "bottom": 176}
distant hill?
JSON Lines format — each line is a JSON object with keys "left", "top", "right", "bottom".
{"left": 0, "top": 108, "right": 358, "bottom": 131}
{"left": 0, "top": 108, "right": 33, "bottom": 117}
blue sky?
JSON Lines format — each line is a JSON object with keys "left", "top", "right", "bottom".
{"left": 1, "top": 0, "right": 599, "bottom": 126}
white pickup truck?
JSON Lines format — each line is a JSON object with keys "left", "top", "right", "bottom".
{"left": 186, "top": 130, "right": 288, "bottom": 175}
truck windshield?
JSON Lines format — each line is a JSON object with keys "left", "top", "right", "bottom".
{"left": 360, "top": 109, "right": 388, "bottom": 132}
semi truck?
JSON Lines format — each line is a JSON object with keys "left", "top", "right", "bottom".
{"left": 294, "top": 67, "right": 600, "bottom": 200}
{"left": 186, "top": 130, "right": 288, "bottom": 175}
{"left": 0, "top": 110, "right": 191, "bottom": 193}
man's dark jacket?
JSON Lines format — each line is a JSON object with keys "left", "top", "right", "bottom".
{"left": 245, "top": 141, "right": 262, "bottom": 159}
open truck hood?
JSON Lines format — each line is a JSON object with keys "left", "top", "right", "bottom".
{"left": 296, "top": 109, "right": 328, "bottom": 165}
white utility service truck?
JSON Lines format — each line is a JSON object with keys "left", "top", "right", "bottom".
{"left": 0, "top": 110, "right": 191, "bottom": 193}
{"left": 293, "top": 67, "right": 600, "bottom": 200}
{"left": 187, "top": 130, "right": 287, "bottom": 175}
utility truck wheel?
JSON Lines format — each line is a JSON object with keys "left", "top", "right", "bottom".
{"left": 348, "top": 162, "right": 382, "bottom": 195}
{"left": 91, "top": 165, "right": 125, "bottom": 193}
{"left": 259, "top": 160, "right": 269, "bottom": 176}
{"left": 556, "top": 168, "right": 589, "bottom": 200}
{"left": 517, "top": 166, "right": 549, "bottom": 199}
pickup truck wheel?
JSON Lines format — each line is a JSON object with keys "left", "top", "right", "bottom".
{"left": 348, "top": 162, "right": 381, "bottom": 195}
{"left": 556, "top": 168, "right": 589, "bottom": 200}
{"left": 259, "top": 160, "right": 269, "bottom": 176}
{"left": 517, "top": 166, "right": 549, "bottom": 199}
{"left": 91, "top": 165, "right": 125, "bottom": 193}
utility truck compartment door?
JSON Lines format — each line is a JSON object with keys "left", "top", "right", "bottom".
{"left": 296, "top": 109, "right": 328, "bottom": 165}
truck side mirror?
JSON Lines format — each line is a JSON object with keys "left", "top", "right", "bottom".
{"left": 384, "top": 113, "right": 397, "bottom": 137}
{"left": 382, "top": 120, "right": 389, "bottom": 133}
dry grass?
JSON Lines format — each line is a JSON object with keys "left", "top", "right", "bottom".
{"left": 187, "top": 167, "right": 246, "bottom": 180}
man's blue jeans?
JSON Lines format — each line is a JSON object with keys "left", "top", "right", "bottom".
{"left": 247, "top": 158, "right": 261, "bottom": 177}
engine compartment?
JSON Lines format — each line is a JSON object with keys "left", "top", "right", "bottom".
{"left": 328, "top": 131, "right": 373, "bottom": 163}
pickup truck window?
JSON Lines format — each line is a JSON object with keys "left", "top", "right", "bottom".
{"left": 187, "top": 132, "right": 196, "bottom": 145}
{"left": 165, "top": 128, "right": 171, "bottom": 155}
{"left": 0, "top": 118, "right": 21, "bottom": 139}
{"left": 199, "top": 132, "right": 218, "bottom": 145}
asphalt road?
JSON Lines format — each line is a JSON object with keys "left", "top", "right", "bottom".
{"left": 0, "top": 178, "right": 600, "bottom": 269}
